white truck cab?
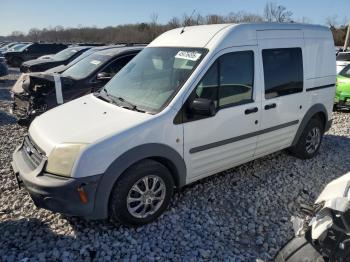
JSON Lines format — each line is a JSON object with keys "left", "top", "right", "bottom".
{"left": 12, "top": 23, "right": 336, "bottom": 225}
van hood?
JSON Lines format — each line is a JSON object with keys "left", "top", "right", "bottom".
{"left": 29, "top": 94, "right": 153, "bottom": 155}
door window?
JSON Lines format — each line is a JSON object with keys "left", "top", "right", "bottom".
{"left": 194, "top": 51, "right": 254, "bottom": 109}
{"left": 262, "top": 48, "right": 303, "bottom": 99}
{"left": 102, "top": 55, "right": 134, "bottom": 76}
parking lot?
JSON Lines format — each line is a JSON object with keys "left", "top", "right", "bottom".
{"left": 0, "top": 69, "right": 349, "bottom": 261}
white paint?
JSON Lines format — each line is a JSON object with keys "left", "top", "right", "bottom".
{"left": 28, "top": 23, "right": 335, "bottom": 180}
{"left": 53, "top": 74, "right": 63, "bottom": 104}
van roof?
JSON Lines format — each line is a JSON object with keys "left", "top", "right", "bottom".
{"left": 149, "top": 23, "right": 331, "bottom": 50}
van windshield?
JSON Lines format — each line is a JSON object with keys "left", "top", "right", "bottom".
{"left": 103, "top": 47, "right": 205, "bottom": 113}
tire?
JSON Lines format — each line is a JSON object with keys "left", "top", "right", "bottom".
{"left": 289, "top": 117, "right": 324, "bottom": 159}
{"left": 275, "top": 236, "right": 324, "bottom": 262}
{"left": 12, "top": 57, "right": 23, "bottom": 67}
{"left": 109, "top": 159, "right": 174, "bottom": 226}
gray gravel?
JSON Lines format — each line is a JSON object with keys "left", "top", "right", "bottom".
{"left": 1, "top": 70, "right": 350, "bottom": 261}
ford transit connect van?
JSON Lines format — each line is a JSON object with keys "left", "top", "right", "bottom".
{"left": 12, "top": 23, "right": 336, "bottom": 225}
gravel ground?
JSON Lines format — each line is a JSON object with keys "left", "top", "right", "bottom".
{"left": 0, "top": 69, "right": 350, "bottom": 261}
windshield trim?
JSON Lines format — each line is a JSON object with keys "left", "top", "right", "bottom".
{"left": 104, "top": 46, "right": 208, "bottom": 115}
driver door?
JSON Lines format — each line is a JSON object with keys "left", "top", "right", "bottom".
{"left": 182, "top": 47, "right": 262, "bottom": 182}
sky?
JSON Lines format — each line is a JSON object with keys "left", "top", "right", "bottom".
{"left": 0, "top": 0, "right": 349, "bottom": 36}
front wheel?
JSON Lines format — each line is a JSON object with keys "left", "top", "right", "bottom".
{"left": 109, "top": 159, "right": 174, "bottom": 226}
{"left": 289, "top": 118, "right": 324, "bottom": 159}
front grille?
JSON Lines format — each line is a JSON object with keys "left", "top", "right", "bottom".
{"left": 22, "top": 136, "right": 44, "bottom": 168}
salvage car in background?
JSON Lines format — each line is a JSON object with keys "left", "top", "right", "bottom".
{"left": 4, "top": 42, "right": 32, "bottom": 53}
{"left": 11, "top": 23, "right": 335, "bottom": 226}
{"left": 20, "top": 46, "right": 93, "bottom": 73}
{"left": 0, "top": 42, "right": 19, "bottom": 55}
{"left": 336, "top": 51, "right": 350, "bottom": 73}
{"left": 4, "top": 43, "right": 68, "bottom": 67}
{"left": 0, "top": 57, "right": 8, "bottom": 77}
{"left": 10, "top": 46, "right": 143, "bottom": 124}
{"left": 276, "top": 172, "right": 350, "bottom": 261}
{"left": 334, "top": 63, "right": 350, "bottom": 109}
{"left": 43, "top": 45, "right": 125, "bottom": 74}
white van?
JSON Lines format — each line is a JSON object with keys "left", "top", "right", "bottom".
{"left": 12, "top": 23, "right": 336, "bottom": 225}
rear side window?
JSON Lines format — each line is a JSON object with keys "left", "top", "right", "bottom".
{"left": 262, "top": 48, "right": 303, "bottom": 99}
{"left": 195, "top": 51, "right": 254, "bottom": 108}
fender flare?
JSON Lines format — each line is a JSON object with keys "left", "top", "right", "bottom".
{"left": 292, "top": 103, "right": 328, "bottom": 146}
{"left": 91, "top": 143, "right": 186, "bottom": 219}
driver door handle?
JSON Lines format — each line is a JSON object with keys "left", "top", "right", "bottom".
{"left": 264, "top": 103, "right": 277, "bottom": 110}
{"left": 245, "top": 107, "right": 258, "bottom": 115}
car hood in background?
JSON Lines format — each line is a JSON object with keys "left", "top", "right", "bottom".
{"left": 45, "top": 64, "right": 67, "bottom": 74}
{"left": 29, "top": 94, "right": 153, "bottom": 155}
{"left": 22, "top": 58, "right": 56, "bottom": 67}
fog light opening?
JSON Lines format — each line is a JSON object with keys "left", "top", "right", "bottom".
{"left": 77, "top": 184, "right": 88, "bottom": 204}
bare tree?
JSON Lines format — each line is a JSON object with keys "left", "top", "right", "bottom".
{"left": 28, "top": 28, "right": 41, "bottom": 42}
{"left": 206, "top": 14, "right": 225, "bottom": 24}
{"left": 227, "top": 11, "right": 264, "bottom": 23}
{"left": 264, "top": 2, "right": 293, "bottom": 22}
{"left": 1, "top": 11, "right": 347, "bottom": 46}
{"left": 326, "top": 15, "right": 338, "bottom": 29}
{"left": 167, "top": 17, "right": 180, "bottom": 28}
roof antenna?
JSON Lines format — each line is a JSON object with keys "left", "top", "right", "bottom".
{"left": 181, "top": 9, "right": 196, "bottom": 34}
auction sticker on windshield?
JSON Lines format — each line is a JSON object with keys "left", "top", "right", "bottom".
{"left": 175, "top": 51, "right": 201, "bottom": 61}
{"left": 90, "top": 60, "right": 101, "bottom": 65}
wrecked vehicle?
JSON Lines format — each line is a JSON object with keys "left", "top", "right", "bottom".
{"left": 276, "top": 172, "right": 350, "bottom": 261}
{"left": 44, "top": 44, "right": 129, "bottom": 75}
{"left": 5, "top": 43, "right": 67, "bottom": 67}
{"left": 20, "top": 46, "right": 93, "bottom": 73}
{"left": 10, "top": 46, "right": 143, "bottom": 125}
{"left": 0, "top": 57, "right": 8, "bottom": 77}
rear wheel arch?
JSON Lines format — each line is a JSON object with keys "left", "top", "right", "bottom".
{"left": 292, "top": 104, "right": 328, "bottom": 146}
{"left": 92, "top": 144, "right": 186, "bottom": 219}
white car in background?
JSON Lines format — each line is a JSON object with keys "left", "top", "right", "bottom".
{"left": 336, "top": 51, "right": 350, "bottom": 73}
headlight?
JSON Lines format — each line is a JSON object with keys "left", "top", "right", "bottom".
{"left": 45, "top": 143, "right": 88, "bottom": 177}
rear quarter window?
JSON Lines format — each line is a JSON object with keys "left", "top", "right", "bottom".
{"left": 262, "top": 48, "right": 303, "bottom": 99}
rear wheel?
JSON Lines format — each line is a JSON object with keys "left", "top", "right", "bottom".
{"left": 289, "top": 118, "right": 324, "bottom": 159}
{"left": 109, "top": 159, "right": 174, "bottom": 226}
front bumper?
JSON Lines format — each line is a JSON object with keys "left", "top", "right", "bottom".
{"left": 10, "top": 94, "right": 47, "bottom": 126}
{"left": 11, "top": 140, "right": 103, "bottom": 217}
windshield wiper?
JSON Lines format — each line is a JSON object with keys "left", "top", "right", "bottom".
{"left": 99, "top": 89, "right": 146, "bottom": 113}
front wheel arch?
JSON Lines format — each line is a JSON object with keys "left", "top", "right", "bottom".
{"left": 90, "top": 144, "right": 186, "bottom": 220}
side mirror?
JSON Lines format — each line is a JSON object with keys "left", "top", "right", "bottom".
{"left": 96, "top": 72, "right": 112, "bottom": 81}
{"left": 189, "top": 98, "right": 216, "bottom": 117}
